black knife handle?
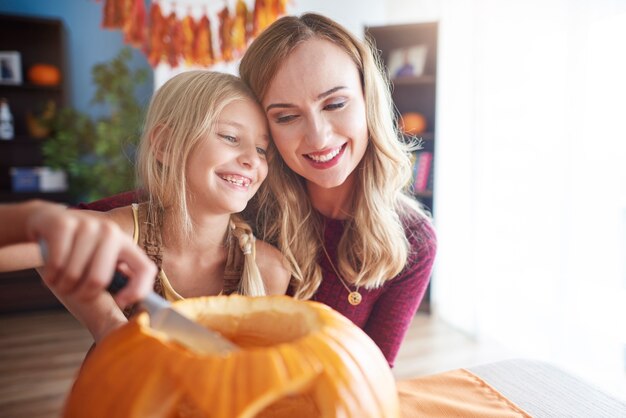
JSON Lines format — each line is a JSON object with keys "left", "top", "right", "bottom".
{"left": 107, "top": 271, "right": 129, "bottom": 295}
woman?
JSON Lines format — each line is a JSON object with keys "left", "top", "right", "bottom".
{"left": 238, "top": 13, "right": 437, "bottom": 366}
{"left": 80, "top": 13, "right": 436, "bottom": 366}
{"left": 0, "top": 71, "right": 290, "bottom": 343}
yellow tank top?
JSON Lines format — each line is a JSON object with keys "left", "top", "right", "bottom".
{"left": 130, "top": 203, "right": 245, "bottom": 302}
{"left": 131, "top": 204, "right": 183, "bottom": 301}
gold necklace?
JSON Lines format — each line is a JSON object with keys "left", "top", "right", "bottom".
{"left": 320, "top": 243, "right": 362, "bottom": 306}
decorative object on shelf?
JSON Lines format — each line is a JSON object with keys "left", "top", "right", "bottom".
{"left": 27, "top": 63, "right": 61, "bottom": 86}
{"left": 9, "top": 167, "right": 39, "bottom": 192}
{"left": 0, "top": 98, "right": 14, "bottom": 140}
{"left": 10, "top": 167, "right": 68, "bottom": 193}
{"left": 399, "top": 112, "right": 427, "bottom": 135}
{"left": 387, "top": 45, "right": 427, "bottom": 78}
{"left": 63, "top": 295, "right": 400, "bottom": 418}
{"left": 0, "top": 51, "right": 22, "bottom": 85}
{"left": 100, "top": 0, "right": 289, "bottom": 68}
{"left": 26, "top": 100, "right": 56, "bottom": 139}
{"left": 412, "top": 151, "right": 433, "bottom": 194}
{"left": 41, "top": 48, "right": 149, "bottom": 202}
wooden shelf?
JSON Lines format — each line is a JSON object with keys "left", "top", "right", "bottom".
{"left": 0, "top": 13, "right": 70, "bottom": 312}
{"left": 392, "top": 75, "right": 436, "bottom": 86}
{"left": 414, "top": 190, "right": 433, "bottom": 199}
{"left": 0, "top": 191, "right": 71, "bottom": 203}
{"left": 0, "top": 135, "right": 46, "bottom": 144}
{"left": 0, "top": 13, "right": 66, "bottom": 140}
{"left": 0, "top": 83, "right": 62, "bottom": 92}
{"left": 405, "top": 131, "right": 434, "bottom": 142}
{"left": 367, "top": 22, "right": 438, "bottom": 313}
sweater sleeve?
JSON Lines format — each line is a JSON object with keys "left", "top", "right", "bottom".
{"left": 363, "top": 218, "right": 437, "bottom": 367}
{"left": 74, "top": 190, "right": 144, "bottom": 211}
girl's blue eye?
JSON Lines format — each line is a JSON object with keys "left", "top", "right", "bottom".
{"left": 219, "top": 134, "right": 238, "bottom": 144}
{"left": 256, "top": 147, "right": 267, "bottom": 157}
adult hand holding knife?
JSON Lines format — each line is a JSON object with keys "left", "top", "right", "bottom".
{"left": 21, "top": 203, "right": 157, "bottom": 308}
{"left": 39, "top": 238, "right": 238, "bottom": 356}
{"left": 1, "top": 201, "right": 236, "bottom": 355}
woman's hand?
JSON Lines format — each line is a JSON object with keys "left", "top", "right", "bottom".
{"left": 25, "top": 202, "right": 157, "bottom": 307}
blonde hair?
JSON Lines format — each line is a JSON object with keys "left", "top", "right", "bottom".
{"left": 136, "top": 71, "right": 266, "bottom": 296}
{"left": 239, "top": 13, "right": 429, "bottom": 299}
{"left": 230, "top": 214, "right": 265, "bottom": 296}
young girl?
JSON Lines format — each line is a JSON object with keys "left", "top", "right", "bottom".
{"left": 0, "top": 71, "right": 291, "bottom": 342}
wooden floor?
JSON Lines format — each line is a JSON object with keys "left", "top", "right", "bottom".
{"left": 0, "top": 310, "right": 93, "bottom": 418}
{"left": 0, "top": 309, "right": 511, "bottom": 418}
{"left": 392, "top": 313, "right": 513, "bottom": 380}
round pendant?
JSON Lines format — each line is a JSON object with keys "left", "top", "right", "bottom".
{"left": 348, "top": 291, "right": 362, "bottom": 306}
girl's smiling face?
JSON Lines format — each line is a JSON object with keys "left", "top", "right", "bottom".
{"left": 186, "top": 98, "right": 269, "bottom": 214}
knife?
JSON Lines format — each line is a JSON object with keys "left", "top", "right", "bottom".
{"left": 107, "top": 272, "right": 238, "bottom": 355}
{"left": 39, "top": 240, "right": 239, "bottom": 356}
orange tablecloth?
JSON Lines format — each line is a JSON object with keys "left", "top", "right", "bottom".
{"left": 397, "top": 368, "right": 531, "bottom": 417}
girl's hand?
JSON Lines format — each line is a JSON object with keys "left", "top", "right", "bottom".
{"left": 26, "top": 204, "right": 157, "bottom": 307}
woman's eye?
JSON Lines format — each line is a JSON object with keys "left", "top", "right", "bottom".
{"left": 324, "top": 101, "right": 346, "bottom": 111}
{"left": 274, "top": 114, "right": 298, "bottom": 124}
{"left": 256, "top": 147, "right": 267, "bottom": 157}
{"left": 219, "top": 134, "right": 238, "bottom": 144}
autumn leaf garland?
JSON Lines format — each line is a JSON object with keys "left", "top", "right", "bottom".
{"left": 100, "top": 0, "right": 288, "bottom": 68}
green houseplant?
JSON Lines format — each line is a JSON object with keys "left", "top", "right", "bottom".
{"left": 42, "top": 48, "right": 150, "bottom": 202}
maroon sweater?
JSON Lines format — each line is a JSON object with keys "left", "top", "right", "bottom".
{"left": 315, "top": 215, "right": 436, "bottom": 367}
{"left": 77, "top": 191, "right": 437, "bottom": 367}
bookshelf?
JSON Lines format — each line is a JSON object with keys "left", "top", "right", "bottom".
{"left": 0, "top": 13, "right": 70, "bottom": 205}
{"left": 0, "top": 14, "right": 69, "bottom": 312}
{"left": 366, "top": 22, "right": 438, "bottom": 312}
{"left": 366, "top": 22, "right": 438, "bottom": 212}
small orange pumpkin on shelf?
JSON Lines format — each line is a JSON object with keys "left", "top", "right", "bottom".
{"left": 63, "top": 295, "right": 399, "bottom": 418}
{"left": 26, "top": 100, "right": 56, "bottom": 139}
{"left": 27, "top": 64, "right": 61, "bottom": 86}
{"left": 399, "top": 112, "right": 427, "bottom": 135}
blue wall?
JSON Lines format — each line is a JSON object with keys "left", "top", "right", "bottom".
{"left": 0, "top": 0, "right": 154, "bottom": 118}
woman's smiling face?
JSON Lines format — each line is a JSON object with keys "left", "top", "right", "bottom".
{"left": 262, "top": 38, "right": 369, "bottom": 190}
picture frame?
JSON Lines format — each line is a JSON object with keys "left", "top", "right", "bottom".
{"left": 387, "top": 45, "right": 428, "bottom": 79}
{"left": 0, "top": 51, "right": 22, "bottom": 85}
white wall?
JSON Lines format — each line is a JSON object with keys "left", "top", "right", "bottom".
{"left": 389, "top": 0, "right": 626, "bottom": 400}
{"left": 291, "top": 0, "right": 386, "bottom": 37}
{"left": 386, "top": 0, "right": 442, "bottom": 24}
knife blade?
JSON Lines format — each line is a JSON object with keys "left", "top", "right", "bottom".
{"left": 39, "top": 240, "right": 238, "bottom": 356}
{"left": 107, "top": 272, "right": 238, "bottom": 356}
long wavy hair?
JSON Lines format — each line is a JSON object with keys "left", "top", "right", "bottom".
{"left": 136, "top": 70, "right": 266, "bottom": 296}
{"left": 239, "top": 13, "right": 429, "bottom": 299}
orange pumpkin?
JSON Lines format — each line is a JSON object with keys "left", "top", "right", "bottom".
{"left": 63, "top": 295, "right": 399, "bottom": 418}
{"left": 399, "top": 112, "right": 427, "bottom": 135}
{"left": 27, "top": 64, "right": 61, "bottom": 86}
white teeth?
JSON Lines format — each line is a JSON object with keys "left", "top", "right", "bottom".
{"left": 308, "top": 147, "right": 341, "bottom": 162}
{"left": 220, "top": 174, "right": 251, "bottom": 187}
